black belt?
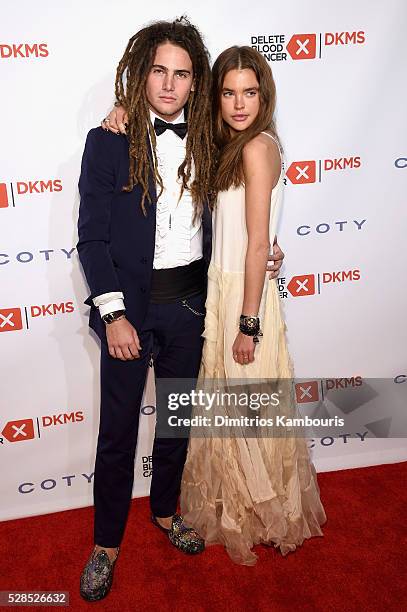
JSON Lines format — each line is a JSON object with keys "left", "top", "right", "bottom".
{"left": 150, "top": 258, "right": 206, "bottom": 303}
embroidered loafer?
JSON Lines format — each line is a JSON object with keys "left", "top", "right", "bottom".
{"left": 79, "top": 547, "right": 119, "bottom": 602}
{"left": 151, "top": 513, "right": 205, "bottom": 555}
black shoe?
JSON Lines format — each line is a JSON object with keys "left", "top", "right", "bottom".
{"left": 151, "top": 513, "right": 205, "bottom": 555}
{"left": 79, "top": 546, "right": 119, "bottom": 602}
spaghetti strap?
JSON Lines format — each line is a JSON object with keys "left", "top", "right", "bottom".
{"left": 260, "top": 131, "right": 284, "bottom": 172}
{"left": 260, "top": 130, "right": 277, "bottom": 141}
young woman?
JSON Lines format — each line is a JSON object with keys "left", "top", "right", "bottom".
{"left": 179, "top": 46, "right": 327, "bottom": 565}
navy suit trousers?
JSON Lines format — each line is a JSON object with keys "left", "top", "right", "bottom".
{"left": 93, "top": 292, "right": 206, "bottom": 547}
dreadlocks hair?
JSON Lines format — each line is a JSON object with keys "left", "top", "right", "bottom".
{"left": 115, "top": 16, "right": 213, "bottom": 220}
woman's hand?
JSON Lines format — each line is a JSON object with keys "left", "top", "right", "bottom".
{"left": 232, "top": 332, "right": 256, "bottom": 365}
{"left": 101, "top": 105, "right": 128, "bottom": 134}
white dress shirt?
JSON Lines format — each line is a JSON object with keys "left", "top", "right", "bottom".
{"left": 93, "top": 108, "right": 203, "bottom": 318}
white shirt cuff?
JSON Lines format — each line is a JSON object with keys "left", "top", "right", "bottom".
{"left": 93, "top": 292, "right": 125, "bottom": 318}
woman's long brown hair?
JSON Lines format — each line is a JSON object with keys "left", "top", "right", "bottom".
{"left": 115, "top": 17, "right": 213, "bottom": 220}
{"left": 212, "top": 46, "right": 280, "bottom": 193}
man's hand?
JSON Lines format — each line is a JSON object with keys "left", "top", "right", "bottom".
{"left": 267, "top": 238, "right": 285, "bottom": 279}
{"left": 101, "top": 105, "right": 128, "bottom": 135}
{"left": 106, "top": 318, "right": 141, "bottom": 360}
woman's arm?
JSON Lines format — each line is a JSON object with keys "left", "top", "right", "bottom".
{"left": 242, "top": 133, "right": 281, "bottom": 314}
{"left": 232, "top": 133, "right": 281, "bottom": 365}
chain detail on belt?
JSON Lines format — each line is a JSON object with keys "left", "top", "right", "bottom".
{"left": 181, "top": 299, "right": 205, "bottom": 317}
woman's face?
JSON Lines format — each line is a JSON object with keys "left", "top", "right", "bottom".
{"left": 220, "top": 68, "right": 260, "bottom": 132}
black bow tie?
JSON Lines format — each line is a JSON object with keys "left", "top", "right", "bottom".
{"left": 153, "top": 117, "right": 188, "bottom": 139}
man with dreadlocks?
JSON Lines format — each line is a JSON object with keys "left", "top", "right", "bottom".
{"left": 77, "top": 17, "right": 284, "bottom": 601}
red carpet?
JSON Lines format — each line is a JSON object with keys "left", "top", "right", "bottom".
{"left": 1, "top": 461, "right": 406, "bottom": 612}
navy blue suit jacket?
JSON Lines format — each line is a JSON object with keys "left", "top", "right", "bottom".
{"left": 77, "top": 127, "right": 212, "bottom": 342}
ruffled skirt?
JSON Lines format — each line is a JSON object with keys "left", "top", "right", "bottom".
{"left": 180, "top": 263, "right": 327, "bottom": 565}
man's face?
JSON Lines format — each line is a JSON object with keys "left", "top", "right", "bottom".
{"left": 145, "top": 42, "right": 194, "bottom": 121}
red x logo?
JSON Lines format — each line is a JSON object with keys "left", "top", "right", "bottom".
{"left": 0, "top": 183, "right": 9, "bottom": 208}
{"left": 287, "top": 274, "right": 316, "bottom": 297}
{"left": 295, "top": 381, "right": 319, "bottom": 403}
{"left": 2, "top": 419, "right": 35, "bottom": 442}
{"left": 0, "top": 308, "right": 23, "bottom": 332}
{"left": 286, "top": 161, "right": 316, "bottom": 184}
{"left": 287, "top": 34, "right": 317, "bottom": 60}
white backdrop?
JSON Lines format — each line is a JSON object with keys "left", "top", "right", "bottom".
{"left": 1, "top": 0, "right": 406, "bottom": 521}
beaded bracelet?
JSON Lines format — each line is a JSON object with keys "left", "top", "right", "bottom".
{"left": 239, "top": 315, "right": 263, "bottom": 343}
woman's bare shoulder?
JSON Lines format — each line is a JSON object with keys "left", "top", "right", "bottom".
{"left": 243, "top": 132, "right": 281, "bottom": 172}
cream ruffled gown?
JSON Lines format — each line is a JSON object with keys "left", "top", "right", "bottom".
{"left": 180, "top": 134, "right": 327, "bottom": 565}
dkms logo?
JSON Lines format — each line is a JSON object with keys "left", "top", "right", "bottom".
{"left": 278, "top": 269, "right": 361, "bottom": 298}
{"left": 250, "top": 31, "right": 365, "bottom": 62}
{"left": 286, "top": 156, "right": 361, "bottom": 185}
{"left": 295, "top": 377, "right": 363, "bottom": 404}
{"left": 0, "top": 412, "right": 84, "bottom": 445}
{"left": 0, "top": 43, "right": 49, "bottom": 59}
{"left": 0, "top": 179, "right": 62, "bottom": 208}
{"left": 0, "top": 302, "right": 75, "bottom": 332}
